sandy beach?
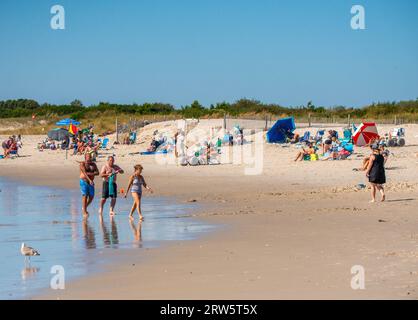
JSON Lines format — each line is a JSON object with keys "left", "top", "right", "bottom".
{"left": 1, "top": 119, "right": 418, "bottom": 299}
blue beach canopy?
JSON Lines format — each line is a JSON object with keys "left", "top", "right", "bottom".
{"left": 56, "top": 118, "right": 80, "bottom": 126}
{"left": 266, "top": 117, "right": 296, "bottom": 143}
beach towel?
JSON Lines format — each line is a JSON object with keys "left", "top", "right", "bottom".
{"left": 140, "top": 150, "right": 168, "bottom": 155}
{"left": 108, "top": 173, "right": 116, "bottom": 197}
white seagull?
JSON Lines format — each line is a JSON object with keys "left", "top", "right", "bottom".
{"left": 21, "top": 243, "right": 40, "bottom": 262}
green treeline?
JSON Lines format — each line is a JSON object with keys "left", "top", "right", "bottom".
{"left": 1, "top": 98, "right": 418, "bottom": 120}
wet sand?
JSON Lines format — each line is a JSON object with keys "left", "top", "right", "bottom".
{"left": 1, "top": 120, "right": 418, "bottom": 299}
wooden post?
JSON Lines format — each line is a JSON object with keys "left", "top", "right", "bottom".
{"left": 308, "top": 113, "right": 312, "bottom": 127}
{"left": 394, "top": 115, "right": 397, "bottom": 125}
{"left": 223, "top": 112, "right": 227, "bottom": 130}
{"left": 347, "top": 114, "right": 351, "bottom": 127}
{"left": 115, "top": 117, "right": 119, "bottom": 143}
{"left": 264, "top": 115, "right": 268, "bottom": 131}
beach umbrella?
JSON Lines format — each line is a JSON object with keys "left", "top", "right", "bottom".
{"left": 69, "top": 123, "right": 79, "bottom": 135}
{"left": 353, "top": 123, "right": 379, "bottom": 146}
{"left": 266, "top": 117, "right": 296, "bottom": 143}
{"left": 56, "top": 118, "right": 80, "bottom": 126}
{"left": 47, "top": 128, "right": 70, "bottom": 141}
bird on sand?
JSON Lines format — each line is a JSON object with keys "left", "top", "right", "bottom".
{"left": 20, "top": 243, "right": 40, "bottom": 262}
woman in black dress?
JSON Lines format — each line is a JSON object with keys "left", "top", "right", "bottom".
{"left": 365, "top": 145, "right": 386, "bottom": 202}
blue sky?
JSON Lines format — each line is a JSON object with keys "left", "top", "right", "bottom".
{"left": 0, "top": 0, "right": 417, "bottom": 108}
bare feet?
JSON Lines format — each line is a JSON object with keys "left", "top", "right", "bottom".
{"left": 139, "top": 215, "right": 144, "bottom": 221}
{"left": 129, "top": 215, "right": 134, "bottom": 221}
{"left": 109, "top": 211, "right": 116, "bottom": 217}
{"left": 369, "top": 199, "right": 376, "bottom": 203}
{"left": 381, "top": 195, "right": 386, "bottom": 202}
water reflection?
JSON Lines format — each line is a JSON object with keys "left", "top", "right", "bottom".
{"left": 82, "top": 218, "right": 96, "bottom": 249}
{"left": 21, "top": 267, "right": 40, "bottom": 281}
{"left": 0, "top": 177, "right": 215, "bottom": 299}
{"left": 129, "top": 220, "right": 142, "bottom": 248}
{"left": 99, "top": 216, "right": 119, "bottom": 248}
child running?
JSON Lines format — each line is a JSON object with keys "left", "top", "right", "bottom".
{"left": 124, "top": 164, "right": 153, "bottom": 221}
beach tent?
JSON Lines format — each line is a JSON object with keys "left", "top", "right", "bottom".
{"left": 353, "top": 123, "right": 379, "bottom": 146}
{"left": 47, "top": 128, "right": 70, "bottom": 141}
{"left": 266, "top": 117, "right": 296, "bottom": 143}
{"left": 56, "top": 118, "right": 80, "bottom": 126}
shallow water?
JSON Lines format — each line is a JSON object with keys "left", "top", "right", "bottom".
{"left": 0, "top": 177, "right": 215, "bottom": 299}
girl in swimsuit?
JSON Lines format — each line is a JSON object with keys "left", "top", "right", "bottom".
{"left": 124, "top": 164, "right": 153, "bottom": 221}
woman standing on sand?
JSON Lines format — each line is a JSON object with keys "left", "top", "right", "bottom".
{"left": 365, "top": 146, "right": 386, "bottom": 203}
{"left": 124, "top": 164, "right": 153, "bottom": 221}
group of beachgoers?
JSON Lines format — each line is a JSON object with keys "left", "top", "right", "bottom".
{"left": 292, "top": 128, "right": 388, "bottom": 203}
{"left": 79, "top": 153, "right": 153, "bottom": 220}
{"left": 294, "top": 129, "right": 351, "bottom": 162}
{"left": 1, "top": 135, "right": 22, "bottom": 158}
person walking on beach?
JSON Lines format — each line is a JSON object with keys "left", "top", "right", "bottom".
{"left": 99, "top": 156, "right": 124, "bottom": 216}
{"left": 365, "top": 145, "right": 386, "bottom": 203}
{"left": 124, "top": 164, "right": 153, "bottom": 221}
{"left": 79, "top": 153, "right": 99, "bottom": 217}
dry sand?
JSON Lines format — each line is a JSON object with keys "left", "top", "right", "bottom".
{"left": 1, "top": 120, "right": 418, "bottom": 299}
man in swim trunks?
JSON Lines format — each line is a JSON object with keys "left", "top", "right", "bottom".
{"left": 99, "top": 156, "right": 124, "bottom": 216}
{"left": 79, "top": 152, "right": 99, "bottom": 217}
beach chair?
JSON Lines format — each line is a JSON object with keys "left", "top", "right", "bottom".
{"left": 129, "top": 132, "right": 137, "bottom": 144}
{"left": 100, "top": 137, "right": 109, "bottom": 149}
{"left": 314, "top": 130, "right": 325, "bottom": 142}
{"left": 299, "top": 131, "right": 311, "bottom": 143}
{"left": 341, "top": 128, "right": 352, "bottom": 144}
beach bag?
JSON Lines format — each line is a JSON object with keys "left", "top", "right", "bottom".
{"left": 189, "top": 157, "right": 199, "bottom": 166}
{"left": 108, "top": 174, "right": 116, "bottom": 197}
{"left": 178, "top": 156, "right": 188, "bottom": 166}
{"left": 310, "top": 154, "right": 318, "bottom": 161}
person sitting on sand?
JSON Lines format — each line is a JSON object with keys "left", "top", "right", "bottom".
{"left": 290, "top": 133, "right": 300, "bottom": 144}
{"left": 321, "top": 137, "right": 341, "bottom": 160}
{"left": 79, "top": 153, "right": 99, "bottom": 217}
{"left": 77, "top": 140, "right": 86, "bottom": 155}
{"left": 49, "top": 140, "right": 57, "bottom": 150}
{"left": 99, "top": 156, "right": 124, "bottom": 216}
{"left": 365, "top": 145, "right": 386, "bottom": 203}
{"left": 294, "top": 142, "right": 316, "bottom": 161}
{"left": 321, "top": 132, "right": 333, "bottom": 155}
{"left": 16, "top": 135, "right": 23, "bottom": 148}
{"left": 124, "top": 164, "right": 153, "bottom": 221}
{"left": 85, "top": 141, "right": 98, "bottom": 161}
{"left": 354, "top": 143, "right": 388, "bottom": 172}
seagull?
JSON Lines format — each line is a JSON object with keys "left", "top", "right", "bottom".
{"left": 21, "top": 243, "right": 40, "bottom": 262}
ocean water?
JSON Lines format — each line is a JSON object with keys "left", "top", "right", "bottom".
{"left": 0, "top": 177, "right": 215, "bottom": 299}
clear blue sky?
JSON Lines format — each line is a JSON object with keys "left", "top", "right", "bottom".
{"left": 0, "top": 0, "right": 417, "bottom": 108}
